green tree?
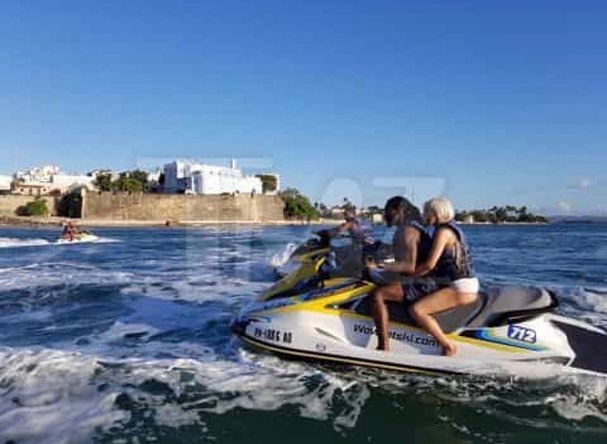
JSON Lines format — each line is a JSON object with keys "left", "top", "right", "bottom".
{"left": 455, "top": 210, "right": 468, "bottom": 222}
{"left": 111, "top": 171, "right": 147, "bottom": 193}
{"left": 16, "top": 198, "right": 49, "bottom": 217}
{"left": 471, "top": 210, "right": 488, "bottom": 223}
{"left": 280, "top": 188, "right": 318, "bottom": 220}
{"left": 457, "top": 206, "right": 546, "bottom": 224}
{"left": 94, "top": 173, "right": 113, "bottom": 192}
{"left": 256, "top": 174, "right": 278, "bottom": 194}
{"left": 342, "top": 197, "right": 356, "bottom": 212}
{"left": 129, "top": 170, "right": 149, "bottom": 189}
{"left": 517, "top": 206, "right": 529, "bottom": 222}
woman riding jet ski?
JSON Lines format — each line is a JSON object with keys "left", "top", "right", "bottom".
{"left": 233, "top": 202, "right": 607, "bottom": 377}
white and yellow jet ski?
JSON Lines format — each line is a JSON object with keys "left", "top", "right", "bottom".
{"left": 274, "top": 230, "right": 333, "bottom": 279}
{"left": 275, "top": 229, "right": 391, "bottom": 279}
{"left": 233, "top": 251, "right": 607, "bottom": 377}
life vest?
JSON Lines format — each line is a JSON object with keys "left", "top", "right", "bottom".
{"left": 393, "top": 220, "right": 433, "bottom": 264}
{"left": 432, "top": 220, "right": 475, "bottom": 281}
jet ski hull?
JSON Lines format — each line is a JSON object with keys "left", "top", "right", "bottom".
{"left": 232, "top": 282, "right": 607, "bottom": 377}
{"left": 56, "top": 234, "right": 99, "bottom": 244}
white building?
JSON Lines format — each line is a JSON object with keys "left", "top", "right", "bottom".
{"left": 52, "top": 173, "right": 95, "bottom": 192}
{"left": 163, "top": 161, "right": 189, "bottom": 194}
{"left": 162, "top": 160, "right": 263, "bottom": 195}
{"left": 148, "top": 169, "right": 162, "bottom": 185}
{"left": 14, "top": 165, "right": 60, "bottom": 183}
{"left": 0, "top": 175, "right": 11, "bottom": 193}
{"left": 12, "top": 165, "right": 96, "bottom": 195}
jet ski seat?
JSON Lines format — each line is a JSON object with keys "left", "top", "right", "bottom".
{"left": 354, "top": 295, "right": 484, "bottom": 334}
{"left": 353, "top": 286, "right": 558, "bottom": 334}
{"left": 466, "top": 286, "right": 558, "bottom": 328}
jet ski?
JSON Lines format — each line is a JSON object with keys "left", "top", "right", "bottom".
{"left": 274, "top": 230, "right": 332, "bottom": 279}
{"left": 56, "top": 230, "right": 99, "bottom": 244}
{"left": 233, "top": 249, "right": 607, "bottom": 377}
{"left": 274, "top": 229, "right": 392, "bottom": 279}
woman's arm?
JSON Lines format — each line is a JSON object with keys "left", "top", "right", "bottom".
{"left": 413, "top": 228, "right": 451, "bottom": 277}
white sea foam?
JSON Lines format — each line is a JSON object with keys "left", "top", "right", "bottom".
{"left": 56, "top": 236, "right": 120, "bottom": 245}
{"left": 0, "top": 347, "right": 129, "bottom": 444}
{"left": 0, "top": 237, "right": 51, "bottom": 248}
{"left": 0, "top": 236, "right": 119, "bottom": 249}
{"left": 270, "top": 242, "right": 298, "bottom": 267}
{"left": 550, "top": 286, "right": 607, "bottom": 327}
{"left": 102, "top": 352, "right": 370, "bottom": 432}
{"left": 97, "top": 321, "right": 162, "bottom": 342}
{"left": 120, "top": 274, "right": 267, "bottom": 305}
{"left": 0, "top": 262, "right": 133, "bottom": 291}
{"left": 579, "top": 287, "right": 607, "bottom": 314}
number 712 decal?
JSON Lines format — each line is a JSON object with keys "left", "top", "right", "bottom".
{"left": 507, "top": 325, "right": 537, "bottom": 344}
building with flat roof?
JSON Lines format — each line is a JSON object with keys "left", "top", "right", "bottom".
{"left": 12, "top": 165, "right": 96, "bottom": 195}
{"left": 0, "top": 175, "right": 12, "bottom": 194}
{"left": 162, "top": 160, "right": 263, "bottom": 195}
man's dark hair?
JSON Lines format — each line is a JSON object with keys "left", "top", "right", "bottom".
{"left": 384, "top": 196, "right": 422, "bottom": 223}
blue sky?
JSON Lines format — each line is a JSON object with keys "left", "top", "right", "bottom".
{"left": 1, "top": 0, "right": 605, "bottom": 214}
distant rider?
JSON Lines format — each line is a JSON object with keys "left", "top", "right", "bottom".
{"left": 61, "top": 221, "right": 80, "bottom": 241}
{"left": 328, "top": 208, "right": 375, "bottom": 245}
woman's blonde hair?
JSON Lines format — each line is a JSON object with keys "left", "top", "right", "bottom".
{"left": 424, "top": 197, "right": 455, "bottom": 224}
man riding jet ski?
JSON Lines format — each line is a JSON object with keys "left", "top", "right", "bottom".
{"left": 233, "top": 202, "right": 607, "bottom": 377}
{"left": 59, "top": 221, "right": 98, "bottom": 243}
{"left": 275, "top": 209, "right": 384, "bottom": 279}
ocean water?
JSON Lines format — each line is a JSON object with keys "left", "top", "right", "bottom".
{"left": 0, "top": 224, "right": 606, "bottom": 444}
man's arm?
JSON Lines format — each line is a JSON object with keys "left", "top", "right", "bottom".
{"left": 328, "top": 220, "right": 354, "bottom": 236}
{"left": 381, "top": 226, "right": 419, "bottom": 275}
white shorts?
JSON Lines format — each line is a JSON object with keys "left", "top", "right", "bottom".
{"left": 450, "top": 277, "right": 480, "bottom": 293}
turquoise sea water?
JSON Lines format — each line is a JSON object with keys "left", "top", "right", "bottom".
{"left": 0, "top": 224, "right": 605, "bottom": 443}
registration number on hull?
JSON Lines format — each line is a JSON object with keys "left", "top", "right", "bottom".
{"left": 253, "top": 327, "right": 293, "bottom": 344}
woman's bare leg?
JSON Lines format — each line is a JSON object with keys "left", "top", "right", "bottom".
{"left": 409, "top": 288, "right": 477, "bottom": 356}
{"left": 371, "top": 284, "right": 404, "bottom": 351}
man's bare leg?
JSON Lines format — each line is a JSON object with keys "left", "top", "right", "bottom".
{"left": 371, "top": 283, "right": 404, "bottom": 351}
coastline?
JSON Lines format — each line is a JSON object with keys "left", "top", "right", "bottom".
{"left": 0, "top": 215, "right": 553, "bottom": 229}
{"left": 0, "top": 215, "right": 342, "bottom": 228}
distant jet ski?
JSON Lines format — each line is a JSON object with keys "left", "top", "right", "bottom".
{"left": 234, "top": 250, "right": 607, "bottom": 377}
{"left": 57, "top": 229, "right": 99, "bottom": 244}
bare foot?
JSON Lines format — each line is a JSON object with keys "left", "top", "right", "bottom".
{"left": 376, "top": 341, "right": 389, "bottom": 352}
{"left": 442, "top": 342, "right": 457, "bottom": 356}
